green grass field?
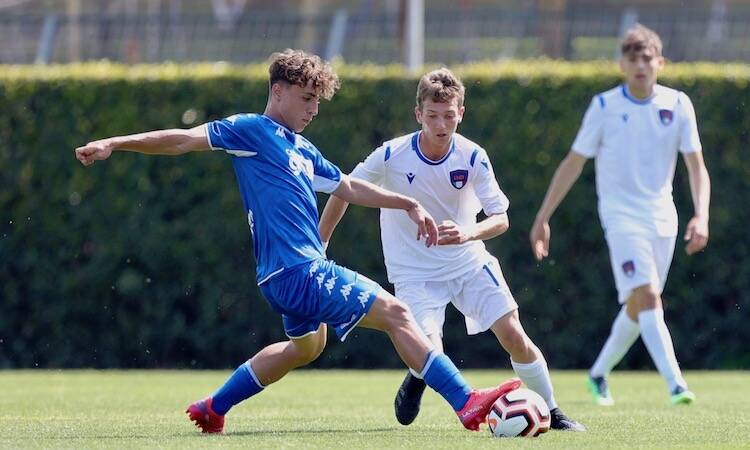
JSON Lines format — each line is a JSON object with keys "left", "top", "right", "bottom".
{"left": 1, "top": 370, "right": 748, "bottom": 449}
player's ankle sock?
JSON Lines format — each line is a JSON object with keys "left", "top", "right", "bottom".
{"left": 638, "top": 308, "right": 686, "bottom": 392}
{"left": 511, "top": 357, "right": 558, "bottom": 410}
{"left": 211, "top": 361, "right": 265, "bottom": 415}
{"left": 590, "top": 306, "right": 640, "bottom": 377}
{"left": 420, "top": 351, "right": 472, "bottom": 411}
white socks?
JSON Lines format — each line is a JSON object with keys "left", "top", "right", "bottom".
{"left": 590, "top": 307, "right": 641, "bottom": 377}
{"left": 639, "top": 308, "right": 686, "bottom": 392}
{"left": 512, "top": 357, "right": 558, "bottom": 410}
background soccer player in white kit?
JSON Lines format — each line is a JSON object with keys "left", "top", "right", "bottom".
{"left": 530, "top": 24, "right": 711, "bottom": 406}
{"left": 319, "top": 68, "right": 584, "bottom": 431}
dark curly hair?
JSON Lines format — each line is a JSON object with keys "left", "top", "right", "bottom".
{"left": 268, "top": 49, "right": 340, "bottom": 100}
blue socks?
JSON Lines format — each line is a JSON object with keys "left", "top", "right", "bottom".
{"left": 420, "top": 351, "right": 472, "bottom": 411}
{"left": 211, "top": 361, "right": 265, "bottom": 415}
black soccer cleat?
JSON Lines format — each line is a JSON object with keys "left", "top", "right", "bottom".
{"left": 394, "top": 372, "right": 427, "bottom": 425}
{"left": 550, "top": 407, "right": 586, "bottom": 432}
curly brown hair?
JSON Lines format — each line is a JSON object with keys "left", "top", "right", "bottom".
{"left": 621, "top": 24, "right": 663, "bottom": 56}
{"left": 416, "top": 68, "right": 465, "bottom": 110}
{"left": 268, "top": 49, "right": 340, "bottom": 100}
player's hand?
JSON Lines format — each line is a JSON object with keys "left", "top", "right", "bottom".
{"left": 437, "top": 220, "right": 472, "bottom": 245}
{"left": 684, "top": 215, "right": 709, "bottom": 255}
{"left": 75, "top": 139, "right": 115, "bottom": 166}
{"left": 530, "top": 218, "right": 550, "bottom": 261}
{"left": 407, "top": 203, "right": 438, "bottom": 247}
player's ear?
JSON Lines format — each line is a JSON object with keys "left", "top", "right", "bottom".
{"left": 414, "top": 106, "right": 422, "bottom": 124}
{"left": 458, "top": 105, "right": 465, "bottom": 123}
{"left": 656, "top": 55, "right": 665, "bottom": 70}
{"left": 271, "top": 82, "right": 284, "bottom": 101}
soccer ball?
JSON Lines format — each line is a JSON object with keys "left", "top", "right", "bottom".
{"left": 487, "top": 388, "right": 551, "bottom": 438}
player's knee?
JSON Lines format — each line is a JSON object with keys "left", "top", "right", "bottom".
{"left": 382, "top": 297, "right": 413, "bottom": 330}
{"left": 497, "top": 326, "right": 529, "bottom": 354}
{"left": 632, "top": 286, "right": 660, "bottom": 311}
{"left": 289, "top": 340, "right": 324, "bottom": 366}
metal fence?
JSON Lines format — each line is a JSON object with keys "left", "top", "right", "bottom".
{"left": 2, "top": 5, "right": 750, "bottom": 64}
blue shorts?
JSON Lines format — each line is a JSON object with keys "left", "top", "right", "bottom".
{"left": 259, "top": 258, "right": 382, "bottom": 341}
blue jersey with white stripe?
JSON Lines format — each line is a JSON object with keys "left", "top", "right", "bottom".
{"left": 206, "top": 113, "right": 342, "bottom": 284}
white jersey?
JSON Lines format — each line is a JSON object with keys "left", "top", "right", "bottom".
{"left": 572, "top": 84, "right": 702, "bottom": 237}
{"left": 350, "top": 131, "right": 509, "bottom": 283}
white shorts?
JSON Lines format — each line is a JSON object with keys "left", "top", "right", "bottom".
{"left": 605, "top": 232, "right": 676, "bottom": 304}
{"left": 394, "top": 257, "right": 518, "bottom": 336}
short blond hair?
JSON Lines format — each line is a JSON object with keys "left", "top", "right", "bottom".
{"left": 621, "top": 23, "right": 663, "bottom": 56}
{"left": 416, "top": 68, "right": 465, "bottom": 110}
{"left": 268, "top": 49, "right": 340, "bottom": 100}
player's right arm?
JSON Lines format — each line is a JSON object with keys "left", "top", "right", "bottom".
{"left": 319, "top": 145, "right": 388, "bottom": 248}
{"left": 75, "top": 125, "right": 210, "bottom": 166}
{"left": 530, "top": 96, "right": 602, "bottom": 261}
{"left": 530, "top": 151, "right": 587, "bottom": 260}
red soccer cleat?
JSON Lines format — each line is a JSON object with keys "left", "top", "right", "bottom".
{"left": 186, "top": 397, "right": 225, "bottom": 434}
{"left": 456, "top": 377, "right": 522, "bottom": 431}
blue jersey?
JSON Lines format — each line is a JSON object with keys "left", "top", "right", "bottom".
{"left": 206, "top": 113, "right": 342, "bottom": 284}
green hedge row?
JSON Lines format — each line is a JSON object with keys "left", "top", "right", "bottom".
{"left": 1, "top": 62, "right": 748, "bottom": 369}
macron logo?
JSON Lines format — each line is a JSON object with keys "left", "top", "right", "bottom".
{"left": 406, "top": 173, "right": 416, "bottom": 184}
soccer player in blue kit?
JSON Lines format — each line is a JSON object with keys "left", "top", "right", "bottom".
{"left": 75, "top": 49, "right": 520, "bottom": 433}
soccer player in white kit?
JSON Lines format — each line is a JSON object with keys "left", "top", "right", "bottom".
{"left": 530, "top": 24, "right": 711, "bottom": 406}
{"left": 319, "top": 68, "right": 584, "bottom": 431}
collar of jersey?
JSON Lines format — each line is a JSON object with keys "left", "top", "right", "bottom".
{"left": 261, "top": 114, "right": 296, "bottom": 140}
{"left": 621, "top": 84, "right": 655, "bottom": 105}
{"left": 411, "top": 131, "right": 455, "bottom": 166}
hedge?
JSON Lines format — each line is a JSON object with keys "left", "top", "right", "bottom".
{"left": 1, "top": 62, "right": 748, "bottom": 369}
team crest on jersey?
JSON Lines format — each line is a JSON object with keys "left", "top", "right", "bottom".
{"left": 658, "top": 109, "right": 674, "bottom": 126}
{"left": 449, "top": 170, "right": 468, "bottom": 189}
{"left": 622, "top": 260, "right": 636, "bottom": 278}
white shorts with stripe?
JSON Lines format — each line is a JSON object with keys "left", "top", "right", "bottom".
{"left": 605, "top": 231, "right": 677, "bottom": 304}
{"left": 394, "top": 256, "right": 518, "bottom": 336}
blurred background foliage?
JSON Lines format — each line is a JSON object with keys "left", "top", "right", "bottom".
{"left": 1, "top": 62, "right": 748, "bottom": 369}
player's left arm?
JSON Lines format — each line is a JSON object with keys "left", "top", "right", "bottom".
{"left": 437, "top": 213, "right": 508, "bottom": 246}
{"left": 442, "top": 147, "right": 511, "bottom": 246}
{"left": 682, "top": 151, "right": 711, "bottom": 255}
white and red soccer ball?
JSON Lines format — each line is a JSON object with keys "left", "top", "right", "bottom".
{"left": 487, "top": 388, "right": 551, "bottom": 438}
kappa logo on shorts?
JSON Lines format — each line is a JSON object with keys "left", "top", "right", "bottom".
{"left": 324, "top": 275, "right": 338, "bottom": 294}
{"left": 308, "top": 259, "right": 321, "bottom": 277}
{"left": 340, "top": 282, "right": 354, "bottom": 301}
{"left": 622, "top": 260, "right": 636, "bottom": 277}
{"left": 357, "top": 290, "right": 372, "bottom": 308}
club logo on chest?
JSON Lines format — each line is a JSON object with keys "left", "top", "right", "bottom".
{"left": 450, "top": 170, "right": 468, "bottom": 189}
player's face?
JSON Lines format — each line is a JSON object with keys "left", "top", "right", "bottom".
{"left": 619, "top": 47, "right": 664, "bottom": 96}
{"left": 415, "top": 98, "right": 465, "bottom": 144}
{"left": 274, "top": 81, "right": 321, "bottom": 132}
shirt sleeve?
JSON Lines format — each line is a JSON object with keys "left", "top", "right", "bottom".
{"left": 350, "top": 144, "right": 388, "bottom": 185}
{"left": 677, "top": 92, "right": 702, "bottom": 154}
{"left": 571, "top": 97, "right": 605, "bottom": 158}
{"left": 205, "top": 114, "right": 260, "bottom": 157}
{"left": 310, "top": 148, "right": 343, "bottom": 194}
{"left": 472, "top": 149, "right": 510, "bottom": 216}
